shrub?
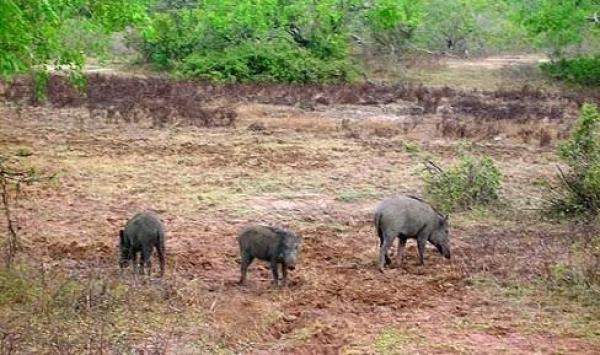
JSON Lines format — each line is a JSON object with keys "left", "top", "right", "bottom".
{"left": 177, "top": 41, "right": 358, "bottom": 83}
{"left": 540, "top": 56, "right": 600, "bottom": 87}
{"left": 547, "top": 103, "right": 600, "bottom": 217}
{"left": 422, "top": 152, "right": 502, "bottom": 212}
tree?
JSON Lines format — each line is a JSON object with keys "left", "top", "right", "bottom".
{"left": 408, "top": 0, "right": 519, "bottom": 56}
{"left": 0, "top": 0, "right": 151, "bottom": 79}
{"left": 363, "top": 0, "right": 423, "bottom": 55}
{"left": 512, "top": 0, "right": 600, "bottom": 58}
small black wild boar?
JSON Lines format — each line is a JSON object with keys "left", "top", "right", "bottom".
{"left": 374, "top": 195, "right": 450, "bottom": 272}
{"left": 238, "top": 225, "right": 301, "bottom": 286}
{"left": 119, "top": 211, "right": 166, "bottom": 277}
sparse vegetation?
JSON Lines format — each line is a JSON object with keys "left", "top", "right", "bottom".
{"left": 336, "top": 186, "right": 380, "bottom": 203}
{"left": 14, "top": 147, "right": 32, "bottom": 157}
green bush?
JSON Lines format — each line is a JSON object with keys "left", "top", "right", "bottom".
{"left": 423, "top": 153, "right": 502, "bottom": 213}
{"left": 548, "top": 103, "right": 600, "bottom": 217}
{"left": 540, "top": 56, "right": 600, "bottom": 87}
{"left": 177, "top": 42, "right": 358, "bottom": 83}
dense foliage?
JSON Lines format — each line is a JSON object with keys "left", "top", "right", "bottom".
{"left": 511, "top": 0, "right": 599, "bottom": 58}
{"left": 0, "top": 0, "right": 150, "bottom": 78}
{"left": 138, "top": 0, "right": 424, "bottom": 83}
{"left": 541, "top": 56, "right": 600, "bottom": 87}
{"left": 510, "top": 0, "right": 600, "bottom": 86}
{"left": 411, "top": 0, "right": 525, "bottom": 55}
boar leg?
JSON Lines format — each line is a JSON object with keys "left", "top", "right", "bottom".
{"left": 141, "top": 245, "right": 153, "bottom": 276}
{"left": 239, "top": 253, "right": 253, "bottom": 285}
{"left": 417, "top": 238, "right": 426, "bottom": 265}
{"left": 130, "top": 250, "right": 138, "bottom": 274}
{"left": 156, "top": 243, "right": 165, "bottom": 277}
{"left": 270, "top": 260, "right": 280, "bottom": 286}
{"left": 281, "top": 265, "right": 288, "bottom": 287}
{"left": 396, "top": 237, "right": 407, "bottom": 265}
{"left": 379, "top": 234, "right": 394, "bottom": 272}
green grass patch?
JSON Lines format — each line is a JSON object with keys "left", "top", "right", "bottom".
{"left": 336, "top": 186, "right": 381, "bottom": 203}
{"left": 373, "top": 327, "right": 419, "bottom": 354}
{"left": 15, "top": 146, "right": 33, "bottom": 157}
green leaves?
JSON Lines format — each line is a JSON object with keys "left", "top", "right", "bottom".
{"left": 511, "top": 0, "right": 599, "bottom": 57}
{"left": 541, "top": 56, "right": 600, "bottom": 87}
{"left": 177, "top": 41, "right": 358, "bottom": 83}
{"left": 140, "top": 0, "right": 372, "bottom": 82}
{"left": 0, "top": 0, "right": 151, "bottom": 78}
{"left": 559, "top": 103, "right": 600, "bottom": 168}
{"left": 549, "top": 103, "right": 600, "bottom": 217}
{"left": 366, "top": 0, "right": 422, "bottom": 31}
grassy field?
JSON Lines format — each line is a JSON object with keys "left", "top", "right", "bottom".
{"left": 0, "top": 57, "right": 599, "bottom": 354}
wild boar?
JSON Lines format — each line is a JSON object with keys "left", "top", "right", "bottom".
{"left": 119, "top": 211, "right": 166, "bottom": 277}
{"left": 374, "top": 195, "right": 450, "bottom": 272}
{"left": 238, "top": 225, "right": 301, "bottom": 286}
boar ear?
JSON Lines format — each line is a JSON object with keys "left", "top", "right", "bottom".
{"left": 119, "top": 230, "right": 125, "bottom": 245}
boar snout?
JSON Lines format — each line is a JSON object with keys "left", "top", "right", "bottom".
{"left": 435, "top": 243, "right": 451, "bottom": 260}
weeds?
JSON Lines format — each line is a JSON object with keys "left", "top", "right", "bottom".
{"left": 14, "top": 147, "right": 32, "bottom": 157}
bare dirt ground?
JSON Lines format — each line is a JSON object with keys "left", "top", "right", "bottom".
{"left": 368, "top": 54, "right": 557, "bottom": 91}
{"left": 1, "top": 62, "right": 599, "bottom": 354}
